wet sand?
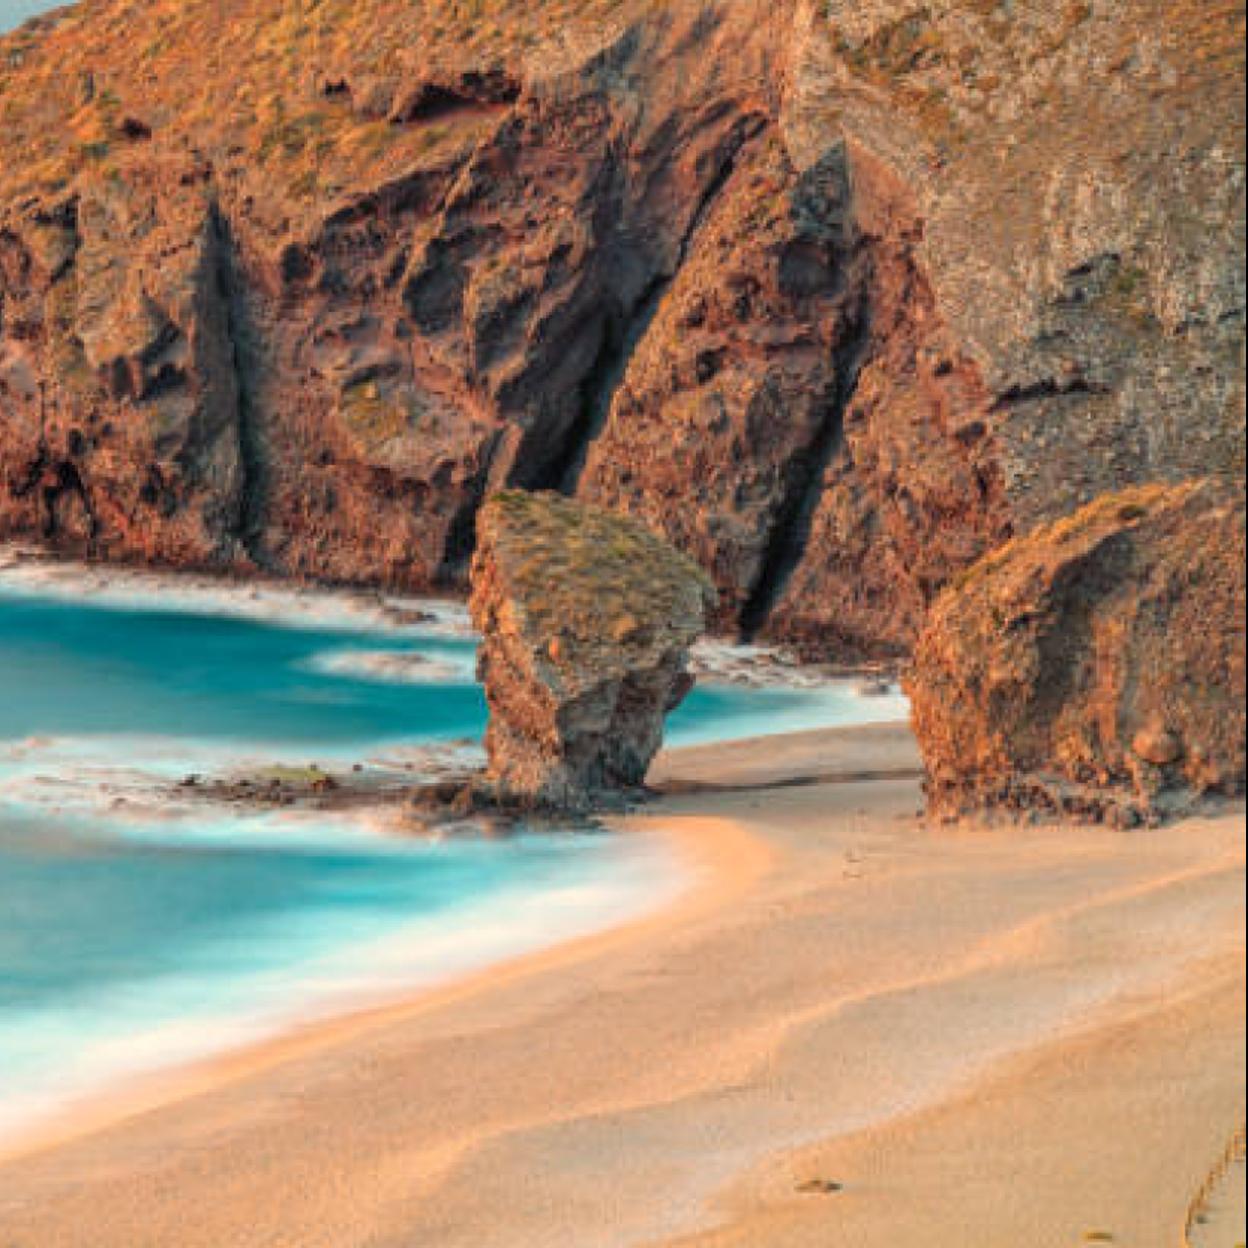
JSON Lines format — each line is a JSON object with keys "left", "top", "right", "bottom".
{"left": 0, "top": 722, "right": 1242, "bottom": 1247}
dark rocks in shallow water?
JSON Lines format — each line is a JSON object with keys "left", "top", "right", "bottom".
{"left": 469, "top": 491, "right": 717, "bottom": 812}
{"left": 907, "top": 479, "right": 1247, "bottom": 825}
{"left": 403, "top": 775, "right": 631, "bottom": 839}
{"left": 404, "top": 780, "right": 496, "bottom": 835}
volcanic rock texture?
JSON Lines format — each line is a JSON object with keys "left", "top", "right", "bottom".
{"left": 908, "top": 480, "right": 1247, "bottom": 824}
{"left": 469, "top": 491, "right": 715, "bottom": 809}
{"left": 0, "top": 0, "right": 1243, "bottom": 658}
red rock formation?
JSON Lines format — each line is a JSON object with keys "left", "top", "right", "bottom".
{"left": 578, "top": 136, "right": 863, "bottom": 633}
{"left": 469, "top": 491, "right": 716, "bottom": 809}
{"left": 0, "top": 0, "right": 1242, "bottom": 658}
{"left": 0, "top": 163, "right": 243, "bottom": 562}
{"left": 582, "top": 139, "right": 1011, "bottom": 654}
{"left": 759, "top": 150, "right": 1012, "bottom": 658}
{"left": 907, "top": 480, "right": 1247, "bottom": 825}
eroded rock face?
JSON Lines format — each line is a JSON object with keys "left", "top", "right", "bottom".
{"left": 0, "top": 165, "right": 244, "bottom": 562}
{"left": 578, "top": 137, "right": 867, "bottom": 634}
{"left": 907, "top": 480, "right": 1247, "bottom": 825}
{"left": 469, "top": 492, "right": 716, "bottom": 809}
{"left": 0, "top": 0, "right": 1243, "bottom": 656}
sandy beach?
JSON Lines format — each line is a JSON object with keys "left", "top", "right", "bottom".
{"left": 0, "top": 722, "right": 1242, "bottom": 1247}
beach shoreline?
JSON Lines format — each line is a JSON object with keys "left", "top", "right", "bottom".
{"left": 0, "top": 809, "right": 764, "bottom": 1168}
{"left": 0, "top": 564, "right": 911, "bottom": 1167}
{"left": 0, "top": 721, "right": 1242, "bottom": 1247}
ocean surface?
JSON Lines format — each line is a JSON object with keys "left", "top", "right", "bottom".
{"left": 0, "top": 580, "right": 908, "bottom": 1144}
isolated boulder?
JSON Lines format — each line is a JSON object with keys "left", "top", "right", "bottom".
{"left": 908, "top": 480, "right": 1246, "bottom": 824}
{"left": 469, "top": 491, "right": 717, "bottom": 810}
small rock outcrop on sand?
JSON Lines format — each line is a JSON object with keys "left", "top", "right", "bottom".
{"left": 469, "top": 491, "right": 716, "bottom": 810}
{"left": 908, "top": 480, "right": 1247, "bottom": 826}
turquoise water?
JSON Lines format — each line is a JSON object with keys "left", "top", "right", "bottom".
{"left": 0, "top": 589, "right": 906, "bottom": 752}
{"left": 0, "top": 593, "right": 486, "bottom": 747}
{"left": 0, "top": 583, "right": 906, "bottom": 1141}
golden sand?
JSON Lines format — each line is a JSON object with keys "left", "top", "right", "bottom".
{"left": 0, "top": 723, "right": 1242, "bottom": 1247}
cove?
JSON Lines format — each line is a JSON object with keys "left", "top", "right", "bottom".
{"left": 0, "top": 583, "right": 907, "bottom": 1146}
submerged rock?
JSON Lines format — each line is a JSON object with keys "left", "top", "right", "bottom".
{"left": 469, "top": 491, "right": 717, "bottom": 810}
{"left": 907, "top": 480, "right": 1247, "bottom": 825}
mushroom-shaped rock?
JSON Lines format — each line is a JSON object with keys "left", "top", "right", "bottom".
{"left": 469, "top": 491, "right": 718, "bottom": 810}
{"left": 907, "top": 479, "right": 1246, "bottom": 825}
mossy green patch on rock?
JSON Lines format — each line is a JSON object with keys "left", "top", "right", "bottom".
{"left": 480, "top": 490, "right": 716, "bottom": 672}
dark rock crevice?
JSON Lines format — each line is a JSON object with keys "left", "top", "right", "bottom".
{"left": 209, "top": 204, "right": 269, "bottom": 566}
{"left": 435, "top": 425, "right": 510, "bottom": 584}
{"left": 506, "top": 112, "right": 768, "bottom": 499}
{"left": 738, "top": 293, "right": 870, "bottom": 640}
{"left": 545, "top": 113, "right": 770, "bottom": 497}
{"left": 12, "top": 387, "right": 100, "bottom": 543}
{"left": 991, "top": 375, "right": 1112, "bottom": 410}
{"left": 391, "top": 79, "right": 521, "bottom": 125}
{"left": 38, "top": 458, "right": 96, "bottom": 541}
{"left": 561, "top": 300, "right": 631, "bottom": 494}
{"left": 437, "top": 109, "right": 772, "bottom": 571}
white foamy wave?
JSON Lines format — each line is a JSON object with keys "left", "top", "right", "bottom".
{"left": 362, "top": 739, "right": 486, "bottom": 776}
{"left": 0, "top": 733, "right": 483, "bottom": 831}
{"left": 689, "top": 640, "right": 907, "bottom": 702}
{"left": 690, "top": 640, "right": 823, "bottom": 688}
{"left": 0, "top": 735, "right": 248, "bottom": 824}
{"left": 0, "top": 546, "right": 473, "bottom": 639}
{"left": 107, "top": 805, "right": 420, "bottom": 853}
{"left": 303, "top": 646, "right": 478, "bottom": 686}
{"left": 0, "top": 829, "right": 690, "bottom": 1150}
{"left": 667, "top": 681, "right": 911, "bottom": 748}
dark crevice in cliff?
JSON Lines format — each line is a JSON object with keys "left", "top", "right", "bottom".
{"left": 550, "top": 300, "right": 630, "bottom": 494}
{"left": 436, "top": 426, "right": 509, "bottom": 584}
{"left": 11, "top": 384, "right": 99, "bottom": 544}
{"left": 18, "top": 450, "right": 98, "bottom": 544}
{"left": 439, "top": 113, "right": 769, "bottom": 576}
{"left": 210, "top": 205, "right": 269, "bottom": 566}
{"left": 543, "top": 113, "right": 770, "bottom": 496}
{"left": 990, "top": 375, "right": 1112, "bottom": 410}
{"left": 738, "top": 295, "right": 871, "bottom": 642}
{"left": 40, "top": 458, "right": 96, "bottom": 541}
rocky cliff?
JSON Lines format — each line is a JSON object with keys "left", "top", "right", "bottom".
{"left": 0, "top": 0, "right": 1243, "bottom": 657}
{"left": 469, "top": 491, "right": 715, "bottom": 809}
{"left": 908, "top": 480, "right": 1246, "bottom": 824}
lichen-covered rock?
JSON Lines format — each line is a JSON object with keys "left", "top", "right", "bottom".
{"left": 907, "top": 480, "right": 1247, "bottom": 824}
{"left": 469, "top": 491, "right": 716, "bottom": 809}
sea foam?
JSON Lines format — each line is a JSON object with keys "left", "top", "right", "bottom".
{"left": 0, "top": 822, "right": 688, "bottom": 1149}
{"left": 0, "top": 570, "right": 909, "bottom": 1155}
{"left": 0, "top": 547, "right": 473, "bottom": 638}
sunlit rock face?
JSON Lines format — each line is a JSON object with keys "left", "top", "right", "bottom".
{"left": 469, "top": 492, "right": 715, "bottom": 810}
{"left": 0, "top": 0, "right": 1243, "bottom": 658}
{"left": 908, "top": 480, "right": 1247, "bottom": 826}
